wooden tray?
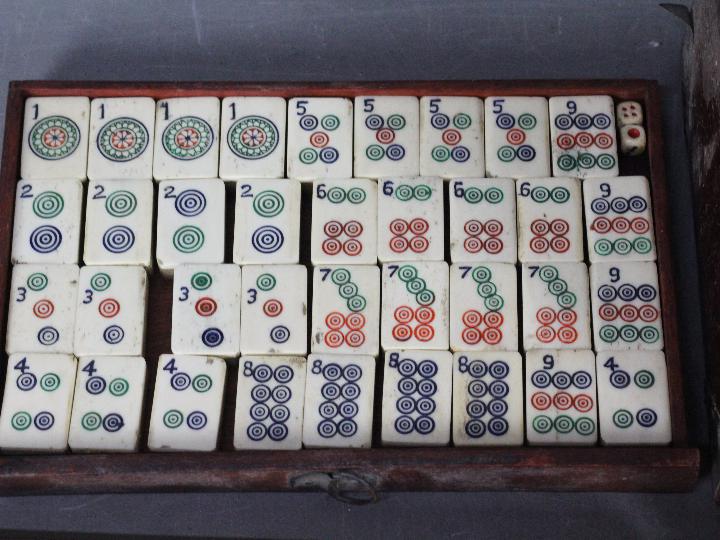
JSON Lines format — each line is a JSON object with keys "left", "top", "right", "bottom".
{"left": 0, "top": 81, "right": 700, "bottom": 496}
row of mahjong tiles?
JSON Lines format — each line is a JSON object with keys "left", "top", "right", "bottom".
{"left": 19, "top": 96, "right": 646, "bottom": 182}
{"left": 0, "top": 349, "right": 670, "bottom": 452}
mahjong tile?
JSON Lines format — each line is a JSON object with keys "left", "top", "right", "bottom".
{"left": 484, "top": 97, "right": 550, "bottom": 178}
{"left": 172, "top": 264, "right": 241, "bottom": 358}
{"left": 234, "top": 356, "right": 306, "bottom": 450}
{"left": 303, "top": 354, "right": 376, "bottom": 448}
{"left": 516, "top": 177, "right": 583, "bottom": 262}
{"left": 381, "top": 350, "right": 452, "bottom": 446}
{"left": 6, "top": 264, "right": 78, "bottom": 354}
{"left": 449, "top": 178, "right": 517, "bottom": 263}
{"left": 525, "top": 349, "right": 598, "bottom": 445}
{"left": 152, "top": 97, "right": 220, "bottom": 180}
{"left": 0, "top": 353, "right": 77, "bottom": 452}
{"left": 354, "top": 96, "right": 419, "bottom": 178}
{"left": 68, "top": 356, "right": 146, "bottom": 452}
{"left": 21, "top": 96, "right": 90, "bottom": 180}
{"left": 240, "top": 265, "right": 307, "bottom": 355}
{"left": 521, "top": 263, "right": 591, "bottom": 350}
{"left": 11, "top": 178, "right": 83, "bottom": 265}
{"left": 87, "top": 97, "right": 156, "bottom": 180}
{"left": 590, "top": 262, "right": 663, "bottom": 351}
{"left": 420, "top": 96, "right": 484, "bottom": 178}
{"left": 596, "top": 351, "right": 671, "bottom": 445}
{"left": 311, "top": 265, "right": 380, "bottom": 356}
{"left": 83, "top": 179, "right": 154, "bottom": 268}
{"left": 584, "top": 176, "right": 657, "bottom": 262}
{"left": 310, "top": 178, "right": 378, "bottom": 265}
{"left": 219, "top": 97, "right": 286, "bottom": 180}
{"left": 74, "top": 266, "right": 148, "bottom": 356}
{"left": 549, "top": 95, "right": 619, "bottom": 178}
{"left": 381, "top": 262, "right": 449, "bottom": 350}
{"left": 148, "top": 354, "right": 226, "bottom": 452}
{"left": 287, "top": 97, "right": 352, "bottom": 180}
{"left": 450, "top": 263, "right": 517, "bottom": 352}
{"left": 377, "top": 176, "right": 444, "bottom": 262}
{"left": 452, "top": 352, "right": 523, "bottom": 446}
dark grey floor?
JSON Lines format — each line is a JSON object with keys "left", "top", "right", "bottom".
{"left": 0, "top": 0, "right": 717, "bottom": 537}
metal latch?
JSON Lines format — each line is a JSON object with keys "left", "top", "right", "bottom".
{"left": 290, "top": 471, "right": 379, "bottom": 504}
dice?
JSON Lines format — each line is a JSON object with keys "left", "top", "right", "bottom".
{"left": 303, "top": 354, "right": 376, "bottom": 448}
{"left": 21, "top": 96, "right": 90, "bottom": 180}
{"left": 378, "top": 176, "right": 444, "bottom": 262}
{"left": 172, "top": 264, "right": 241, "bottom": 358}
{"left": 74, "top": 265, "right": 148, "bottom": 356}
{"left": 87, "top": 97, "right": 156, "bottom": 180}
{"left": 156, "top": 178, "right": 225, "bottom": 275}
{"left": 354, "top": 96, "right": 420, "bottom": 178}
{"left": 148, "top": 355, "right": 226, "bottom": 451}
{"left": 420, "top": 96, "right": 484, "bottom": 178}
{"left": 152, "top": 97, "right": 220, "bottom": 180}
{"left": 0, "top": 353, "right": 77, "bottom": 452}
{"left": 382, "top": 262, "right": 449, "bottom": 350}
{"left": 452, "top": 352, "right": 523, "bottom": 446}
{"left": 616, "top": 101, "right": 644, "bottom": 127}
{"left": 521, "top": 263, "right": 591, "bottom": 350}
{"left": 311, "top": 178, "right": 378, "bottom": 265}
{"left": 449, "top": 178, "right": 517, "bottom": 263}
{"left": 525, "top": 349, "right": 598, "bottom": 446}
{"left": 381, "top": 350, "right": 452, "bottom": 446}
{"left": 234, "top": 356, "right": 306, "bottom": 450}
{"left": 11, "top": 178, "right": 83, "bottom": 265}
{"left": 83, "top": 179, "right": 154, "bottom": 268}
{"left": 619, "top": 125, "right": 647, "bottom": 156}
{"left": 241, "top": 265, "right": 307, "bottom": 355}
{"left": 68, "top": 356, "right": 146, "bottom": 452}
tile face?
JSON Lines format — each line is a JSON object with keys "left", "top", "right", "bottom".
{"left": 596, "top": 351, "right": 671, "bottom": 445}
{"left": 11, "top": 179, "right": 83, "bottom": 265}
{"left": 0, "top": 353, "right": 77, "bottom": 452}
{"left": 219, "top": 97, "right": 286, "bottom": 180}
{"left": 381, "top": 350, "right": 452, "bottom": 446}
{"left": 74, "top": 265, "right": 148, "bottom": 356}
{"left": 311, "top": 265, "right": 380, "bottom": 356}
{"left": 521, "top": 263, "right": 591, "bottom": 350}
{"left": 450, "top": 263, "right": 517, "bottom": 352}
{"left": 87, "top": 97, "right": 156, "bottom": 180}
{"left": 156, "top": 179, "right": 225, "bottom": 275}
{"left": 484, "top": 97, "right": 550, "bottom": 178}
{"left": 234, "top": 356, "right": 306, "bottom": 450}
{"left": 354, "top": 96, "right": 419, "bottom": 178}
{"left": 241, "top": 265, "right": 307, "bottom": 355}
{"left": 148, "top": 355, "right": 226, "bottom": 452}
{"left": 420, "top": 96, "right": 484, "bottom": 178}
{"left": 516, "top": 177, "right": 583, "bottom": 262}
{"left": 68, "top": 356, "right": 146, "bottom": 452}
{"left": 549, "top": 95, "right": 619, "bottom": 178}
{"left": 449, "top": 178, "right": 517, "bottom": 263}
{"left": 303, "top": 354, "right": 375, "bottom": 448}
{"left": 590, "top": 262, "right": 664, "bottom": 351}
{"left": 310, "top": 178, "right": 378, "bottom": 265}
{"left": 452, "top": 352, "right": 523, "bottom": 446}
{"left": 584, "top": 176, "right": 656, "bottom": 262}
{"left": 83, "top": 179, "right": 154, "bottom": 268}
{"left": 21, "top": 96, "right": 90, "bottom": 180}
{"left": 525, "top": 349, "right": 598, "bottom": 445}
{"left": 382, "top": 262, "right": 449, "bottom": 350}
{"left": 172, "top": 264, "right": 241, "bottom": 358}
{"left": 6, "top": 264, "right": 78, "bottom": 354}
{"left": 377, "top": 176, "right": 444, "bottom": 262}
{"left": 287, "top": 98, "right": 352, "bottom": 180}
{"left": 233, "top": 179, "right": 300, "bottom": 265}
{"left": 152, "top": 97, "right": 220, "bottom": 180}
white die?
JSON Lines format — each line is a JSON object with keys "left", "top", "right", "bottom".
{"left": 616, "top": 101, "right": 644, "bottom": 127}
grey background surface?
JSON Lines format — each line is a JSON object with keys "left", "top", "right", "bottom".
{"left": 0, "top": 0, "right": 718, "bottom": 537}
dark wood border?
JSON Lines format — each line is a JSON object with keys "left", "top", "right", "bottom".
{"left": 0, "top": 80, "right": 699, "bottom": 495}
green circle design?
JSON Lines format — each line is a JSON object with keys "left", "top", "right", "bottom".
{"left": 40, "top": 373, "right": 60, "bottom": 392}
{"left": 539, "top": 266, "right": 558, "bottom": 283}
{"left": 339, "top": 283, "right": 358, "bottom": 299}
{"left": 28, "top": 115, "right": 81, "bottom": 160}
{"left": 613, "top": 238, "right": 633, "bottom": 255}
{"left": 557, "top": 154, "right": 576, "bottom": 171}
{"left": 594, "top": 239, "right": 613, "bottom": 256}
{"left": 531, "top": 186, "right": 550, "bottom": 203}
{"left": 11, "top": 411, "right": 32, "bottom": 431}
{"left": 299, "top": 147, "right": 318, "bottom": 164}
{"left": 81, "top": 412, "right": 102, "bottom": 431}
{"left": 331, "top": 268, "right": 351, "bottom": 285}
{"left": 518, "top": 113, "right": 537, "bottom": 130}
{"left": 597, "top": 153, "right": 616, "bottom": 170}
{"left": 554, "top": 415, "right": 574, "bottom": 434}
{"left": 173, "top": 225, "right": 205, "bottom": 253}
{"left": 532, "top": 415, "right": 553, "bottom": 434}
{"left": 327, "top": 187, "right": 346, "bottom": 204}
{"left": 633, "top": 237, "right": 653, "bottom": 254}
{"left": 366, "top": 144, "right": 384, "bottom": 161}
{"left": 191, "top": 272, "right": 213, "bottom": 290}
{"left": 32, "top": 191, "right": 64, "bottom": 219}
{"left": 105, "top": 190, "right": 137, "bottom": 217}
{"left": 406, "top": 278, "right": 426, "bottom": 295}
{"left": 550, "top": 187, "right": 571, "bottom": 204}
{"left": 613, "top": 409, "right": 633, "bottom": 429}
{"left": 192, "top": 374, "right": 213, "bottom": 393}
{"left": 321, "top": 114, "right": 340, "bottom": 131}
{"left": 472, "top": 266, "right": 492, "bottom": 284}
{"left": 497, "top": 146, "right": 515, "bottom": 162}
{"left": 416, "top": 290, "right": 435, "bottom": 306}
{"left": 256, "top": 273, "right": 276, "bottom": 291}
{"left": 574, "top": 417, "right": 596, "bottom": 436}
{"left": 109, "top": 377, "right": 130, "bottom": 396}
{"left": 347, "top": 295, "right": 367, "bottom": 312}
{"left": 413, "top": 185, "right": 432, "bottom": 201}
{"left": 640, "top": 326, "right": 660, "bottom": 343}
{"left": 27, "top": 272, "right": 48, "bottom": 291}
{"left": 227, "top": 115, "right": 279, "bottom": 160}
{"left": 347, "top": 187, "right": 367, "bottom": 204}
{"left": 634, "top": 370, "right": 655, "bottom": 389}
{"left": 485, "top": 187, "right": 504, "bottom": 204}
{"left": 395, "top": 184, "right": 414, "bottom": 201}
{"left": 620, "top": 325, "right": 639, "bottom": 342}
{"left": 464, "top": 187, "right": 483, "bottom": 204}
{"left": 599, "top": 325, "right": 619, "bottom": 343}
{"left": 163, "top": 409, "right": 184, "bottom": 429}
{"left": 431, "top": 145, "right": 450, "bottom": 162}
{"left": 387, "top": 114, "right": 406, "bottom": 130}
{"left": 577, "top": 153, "right": 596, "bottom": 169}
{"left": 398, "top": 265, "right": 418, "bottom": 282}
{"left": 453, "top": 113, "right": 472, "bottom": 129}
{"left": 90, "top": 272, "right": 112, "bottom": 292}
{"left": 548, "top": 278, "right": 568, "bottom": 296}
{"left": 97, "top": 117, "right": 149, "bottom": 162}
{"left": 252, "top": 190, "right": 284, "bottom": 217}
{"left": 557, "top": 292, "right": 577, "bottom": 309}
{"left": 478, "top": 282, "right": 497, "bottom": 298}
{"left": 485, "top": 295, "right": 504, "bottom": 311}
{"left": 162, "top": 116, "right": 213, "bottom": 160}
